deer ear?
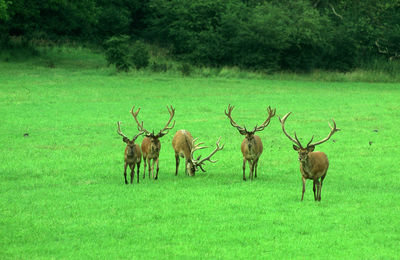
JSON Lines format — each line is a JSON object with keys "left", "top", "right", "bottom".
{"left": 307, "top": 145, "right": 315, "bottom": 152}
{"left": 293, "top": 145, "right": 300, "bottom": 151}
{"left": 123, "top": 137, "right": 129, "bottom": 143}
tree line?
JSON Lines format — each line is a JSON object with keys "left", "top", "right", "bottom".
{"left": 1, "top": 0, "right": 399, "bottom": 72}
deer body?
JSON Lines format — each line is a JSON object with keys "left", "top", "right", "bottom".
{"left": 241, "top": 135, "right": 263, "bottom": 180}
{"left": 225, "top": 104, "right": 276, "bottom": 181}
{"left": 141, "top": 136, "right": 161, "bottom": 179}
{"left": 117, "top": 122, "right": 143, "bottom": 184}
{"left": 172, "top": 129, "right": 224, "bottom": 176}
{"left": 280, "top": 112, "right": 339, "bottom": 201}
{"left": 172, "top": 130, "right": 194, "bottom": 175}
{"left": 123, "top": 143, "right": 142, "bottom": 184}
{"left": 131, "top": 105, "right": 175, "bottom": 180}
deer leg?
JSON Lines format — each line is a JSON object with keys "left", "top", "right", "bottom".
{"left": 315, "top": 180, "right": 321, "bottom": 202}
{"left": 123, "top": 163, "right": 128, "bottom": 184}
{"left": 249, "top": 160, "right": 255, "bottom": 180}
{"left": 301, "top": 177, "right": 306, "bottom": 201}
{"left": 148, "top": 158, "right": 152, "bottom": 179}
{"left": 184, "top": 158, "right": 189, "bottom": 175}
{"left": 313, "top": 180, "right": 317, "bottom": 201}
{"left": 319, "top": 174, "right": 326, "bottom": 201}
{"left": 155, "top": 158, "right": 160, "bottom": 180}
{"left": 254, "top": 159, "right": 259, "bottom": 178}
{"left": 136, "top": 162, "right": 140, "bottom": 183}
{"left": 142, "top": 156, "right": 147, "bottom": 179}
{"left": 175, "top": 153, "right": 180, "bottom": 176}
{"left": 130, "top": 164, "right": 134, "bottom": 184}
{"left": 242, "top": 158, "right": 246, "bottom": 181}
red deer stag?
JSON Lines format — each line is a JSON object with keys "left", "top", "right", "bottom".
{"left": 279, "top": 112, "right": 340, "bottom": 201}
{"left": 117, "top": 121, "right": 143, "bottom": 184}
{"left": 131, "top": 105, "right": 175, "bottom": 180}
{"left": 172, "top": 130, "right": 224, "bottom": 176}
{"left": 225, "top": 105, "right": 276, "bottom": 181}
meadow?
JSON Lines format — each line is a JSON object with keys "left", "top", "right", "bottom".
{"left": 1, "top": 48, "right": 400, "bottom": 259}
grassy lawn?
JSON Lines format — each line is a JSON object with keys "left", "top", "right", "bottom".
{"left": 1, "top": 53, "right": 400, "bottom": 258}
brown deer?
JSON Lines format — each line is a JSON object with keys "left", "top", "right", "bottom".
{"left": 172, "top": 130, "right": 224, "bottom": 176}
{"left": 117, "top": 121, "right": 143, "bottom": 184}
{"left": 225, "top": 105, "right": 276, "bottom": 181}
{"left": 279, "top": 112, "right": 340, "bottom": 201}
{"left": 131, "top": 105, "right": 175, "bottom": 180}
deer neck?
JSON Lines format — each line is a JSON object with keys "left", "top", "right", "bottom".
{"left": 300, "top": 154, "right": 314, "bottom": 177}
{"left": 244, "top": 137, "right": 257, "bottom": 159}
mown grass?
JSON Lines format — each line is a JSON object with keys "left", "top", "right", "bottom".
{"left": 0, "top": 48, "right": 400, "bottom": 259}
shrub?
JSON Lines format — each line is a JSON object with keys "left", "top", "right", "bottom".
{"left": 179, "top": 63, "right": 193, "bottom": 76}
{"left": 104, "top": 35, "right": 130, "bottom": 72}
{"left": 150, "top": 61, "right": 168, "bottom": 72}
{"left": 129, "top": 41, "right": 150, "bottom": 70}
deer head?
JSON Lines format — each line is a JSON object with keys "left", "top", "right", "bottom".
{"left": 224, "top": 104, "right": 276, "bottom": 141}
{"left": 186, "top": 137, "right": 224, "bottom": 176}
{"left": 131, "top": 105, "right": 176, "bottom": 140}
{"left": 117, "top": 121, "right": 143, "bottom": 157}
{"left": 279, "top": 112, "right": 340, "bottom": 163}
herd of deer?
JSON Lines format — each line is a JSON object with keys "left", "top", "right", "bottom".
{"left": 117, "top": 105, "right": 340, "bottom": 201}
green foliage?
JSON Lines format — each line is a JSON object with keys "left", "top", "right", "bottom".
{"left": 0, "top": 0, "right": 10, "bottom": 21}
{"left": 1, "top": 61, "right": 400, "bottom": 258}
{"left": 129, "top": 40, "right": 149, "bottom": 69}
{"left": 150, "top": 61, "right": 168, "bottom": 72}
{"left": 178, "top": 63, "right": 193, "bottom": 76}
{"left": 104, "top": 35, "right": 130, "bottom": 72}
{"left": 1, "top": 0, "right": 400, "bottom": 72}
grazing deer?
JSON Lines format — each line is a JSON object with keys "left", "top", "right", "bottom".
{"left": 117, "top": 121, "right": 143, "bottom": 184}
{"left": 172, "top": 130, "right": 224, "bottom": 176}
{"left": 279, "top": 112, "right": 340, "bottom": 201}
{"left": 131, "top": 105, "right": 175, "bottom": 180}
{"left": 225, "top": 105, "right": 276, "bottom": 181}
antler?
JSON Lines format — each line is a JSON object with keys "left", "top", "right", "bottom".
{"left": 157, "top": 106, "right": 176, "bottom": 137}
{"left": 117, "top": 121, "right": 129, "bottom": 139}
{"left": 130, "top": 106, "right": 151, "bottom": 135}
{"left": 252, "top": 106, "right": 276, "bottom": 133}
{"left": 224, "top": 104, "right": 247, "bottom": 135}
{"left": 117, "top": 121, "right": 144, "bottom": 141}
{"left": 190, "top": 138, "right": 208, "bottom": 160}
{"left": 278, "top": 112, "right": 303, "bottom": 148}
{"left": 307, "top": 119, "right": 340, "bottom": 147}
{"left": 192, "top": 137, "right": 224, "bottom": 172}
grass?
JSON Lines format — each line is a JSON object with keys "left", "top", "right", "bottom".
{"left": 1, "top": 47, "right": 400, "bottom": 258}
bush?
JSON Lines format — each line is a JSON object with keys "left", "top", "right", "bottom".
{"left": 129, "top": 41, "right": 149, "bottom": 69}
{"left": 104, "top": 35, "right": 130, "bottom": 72}
{"left": 179, "top": 63, "right": 193, "bottom": 76}
{"left": 150, "top": 61, "right": 168, "bottom": 72}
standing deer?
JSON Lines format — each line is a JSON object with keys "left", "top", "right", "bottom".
{"left": 117, "top": 121, "right": 143, "bottom": 184}
{"left": 131, "top": 105, "right": 175, "bottom": 180}
{"left": 172, "top": 130, "right": 224, "bottom": 176}
{"left": 225, "top": 105, "right": 276, "bottom": 181}
{"left": 279, "top": 112, "right": 340, "bottom": 201}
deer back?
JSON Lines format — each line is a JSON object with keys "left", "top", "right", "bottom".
{"left": 300, "top": 151, "right": 329, "bottom": 180}
{"left": 172, "top": 130, "right": 193, "bottom": 159}
{"left": 241, "top": 135, "right": 263, "bottom": 160}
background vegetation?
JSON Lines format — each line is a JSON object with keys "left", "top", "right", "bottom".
{"left": 0, "top": 48, "right": 399, "bottom": 258}
{"left": 1, "top": 0, "right": 400, "bottom": 72}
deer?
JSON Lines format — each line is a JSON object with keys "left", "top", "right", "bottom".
{"left": 224, "top": 104, "right": 276, "bottom": 181}
{"left": 131, "top": 105, "right": 175, "bottom": 180}
{"left": 172, "top": 130, "right": 224, "bottom": 176}
{"left": 279, "top": 112, "right": 340, "bottom": 201}
{"left": 117, "top": 121, "right": 143, "bottom": 184}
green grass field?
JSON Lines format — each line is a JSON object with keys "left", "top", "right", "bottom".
{"left": 1, "top": 50, "right": 400, "bottom": 259}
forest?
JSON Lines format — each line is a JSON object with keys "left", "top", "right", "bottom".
{"left": 1, "top": 0, "right": 399, "bottom": 72}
